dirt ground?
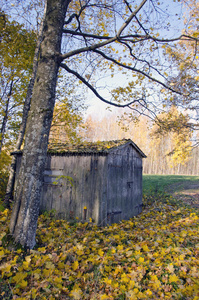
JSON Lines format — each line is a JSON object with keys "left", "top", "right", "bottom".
{"left": 166, "top": 181, "right": 199, "bottom": 209}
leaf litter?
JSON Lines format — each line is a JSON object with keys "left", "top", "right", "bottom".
{"left": 0, "top": 194, "right": 198, "bottom": 300}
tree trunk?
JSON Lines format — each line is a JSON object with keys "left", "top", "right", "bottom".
{"left": 0, "top": 99, "right": 9, "bottom": 155}
{"left": 9, "top": 0, "right": 71, "bottom": 249}
{"left": 4, "top": 2, "right": 47, "bottom": 208}
{"left": 0, "top": 80, "right": 13, "bottom": 155}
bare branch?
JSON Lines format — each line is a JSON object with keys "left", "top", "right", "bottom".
{"left": 61, "top": 37, "right": 116, "bottom": 60}
{"left": 64, "top": 13, "right": 78, "bottom": 25}
{"left": 61, "top": 0, "right": 147, "bottom": 60}
{"left": 64, "top": 2, "right": 113, "bottom": 25}
{"left": 60, "top": 63, "right": 145, "bottom": 108}
{"left": 121, "top": 34, "right": 199, "bottom": 43}
{"left": 117, "top": 0, "right": 147, "bottom": 38}
{"left": 118, "top": 39, "right": 168, "bottom": 81}
{"left": 93, "top": 49, "right": 182, "bottom": 95}
{"left": 62, "top": 29, "right": 112, "bottom": 40}
{"left": 61, "top": 32, "right": 198, "bottom": 63}
{"left": 63, "top": 28, "right": 198, "bottom": 45}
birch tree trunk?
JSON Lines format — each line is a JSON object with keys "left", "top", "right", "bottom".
{"left": 9, "top": 0, "right": 71, "bottom": 249}
{"left": 4, "top": 2, "right": 47, "bottom": 208}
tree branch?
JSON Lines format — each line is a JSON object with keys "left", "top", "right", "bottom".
{"left": 121, "top": 33, "right": 199, "bottom": 43}
{"left": 61, "top": 0, "right": 147, "bottom": 60}
{"left": 62, "top": 29, "right": 112, "bottom": 40}
{"left": 60, "top": 63, "right": 145, "bottom": 108}
{"left": 60, "top": 37, "right": 116, "bottom": 60}
{"left": 118, "top": 39, "right": 165, "bottom": 76}
{"left": 117, "top": 0, "right": 147, "bottom": 38}
{"left": 61, "top": 31, "right": 198, "bottom": 62}
{"left": 93, "top": 49, "right": 182, "bottom": 95}
{"left": 64, "top": 2, "right": 113, "bottom": 25}
{"left": 64, "top": 13, "right": 78, "bottom": 25}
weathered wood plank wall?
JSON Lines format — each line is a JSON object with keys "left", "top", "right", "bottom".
{"left": 40, "top": 154, "right": 107, "bottom": 223}
{"left": 14, "top": 140, "right": 145, "bottom": 225}
{"left": 106, "top": 145, "right": 143, "bottom": 225}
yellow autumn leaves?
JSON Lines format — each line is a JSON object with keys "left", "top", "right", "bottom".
{"left": 0, "top": 197, "right": 198, "bottom": 299}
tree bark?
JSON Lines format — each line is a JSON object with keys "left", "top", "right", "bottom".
{"left": 9, "top": 0, "right": 71, "bottom": 249}
{"left": 4, "top": 2, "right": 47, "bottom": 208}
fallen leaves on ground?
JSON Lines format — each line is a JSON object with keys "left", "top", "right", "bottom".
{"left": 0, "top": 196, "right": 198, "bottom": 300}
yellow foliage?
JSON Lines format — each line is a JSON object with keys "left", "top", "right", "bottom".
{"left": 0, "top": 263, "right": 11, "bottom": 277}
{"left": 98, "top": 249, "right": 104, "bottom": 256}
{"left": 73, "top": 260, "right": 79, "bottom": 271}
{"left": 12, "top": 272, "right": 27, "bottom": 284}
{"left": 138, "top": 256, "right": 144, "bottom": 263}
{"left": 151, "top": 106, "right": 193, "bottom": 167}
{"left": 19, "top": 279, "right": 28, "bottom": 288}
{"left": 169, "top": 274, "right": 179, "bottom": 283}
{"left": 100, "top": 295, "right": 110, "bottom": 300}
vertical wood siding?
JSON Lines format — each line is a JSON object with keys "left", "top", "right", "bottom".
{"left": 106, "top": 145, "right": 143, "bottom": 225}
{"left": 14, "top": 142, "right": 144, "bottom": 225}
{"left": 40, "top": 154, "right": 107, "bottom": 223}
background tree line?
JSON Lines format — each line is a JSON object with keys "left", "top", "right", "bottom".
{"left": 71, "top": 106, "right": 198, "bottom": 176}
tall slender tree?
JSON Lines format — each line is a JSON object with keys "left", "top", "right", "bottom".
{"left": 0, "top": 11, "right": 36, "bottom": 155}
{"left": 4, "top": 3, "right": 47, "bottom": 207}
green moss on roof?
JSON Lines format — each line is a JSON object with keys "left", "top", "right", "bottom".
{"left": 11, "top": 139, "right": 146, "bottom": 157}
{"left": 48, "top": 139, "right": 132, "bottom": 154}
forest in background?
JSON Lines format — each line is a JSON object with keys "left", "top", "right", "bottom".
{"left": 76, "top": 108, "right": 199, "bottom": 176}
{"left": 2, "top": 98, "right": 199, "bottom": 177}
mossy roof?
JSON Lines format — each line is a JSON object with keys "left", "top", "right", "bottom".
{"left": 47, "top": 139, "right": 146, "bottom": 157}
{"left": 12, "top": 139, "right": 146, "bottom": 157}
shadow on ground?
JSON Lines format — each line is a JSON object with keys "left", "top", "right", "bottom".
{"left": 166, "top": 181, "right": 199, "bottom": 208}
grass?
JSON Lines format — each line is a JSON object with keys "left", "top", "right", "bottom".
{"left": 143, "top": 174, "right": 199, "bottom": 195}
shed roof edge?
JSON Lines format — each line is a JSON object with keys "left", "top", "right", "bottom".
{"left": 11, "top": 139, "right": 147, "bottom": 157}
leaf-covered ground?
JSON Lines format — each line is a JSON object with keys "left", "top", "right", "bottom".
{"left": 0, "top": 195, "right": 199, "bottom": 300}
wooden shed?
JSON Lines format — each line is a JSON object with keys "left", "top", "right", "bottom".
{"left": 14, "top": 139, "right": 146, "bottom": 226}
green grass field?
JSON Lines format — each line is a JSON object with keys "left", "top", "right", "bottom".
{"left": 143, "top": 174, "right": 199, "bottom": 195}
